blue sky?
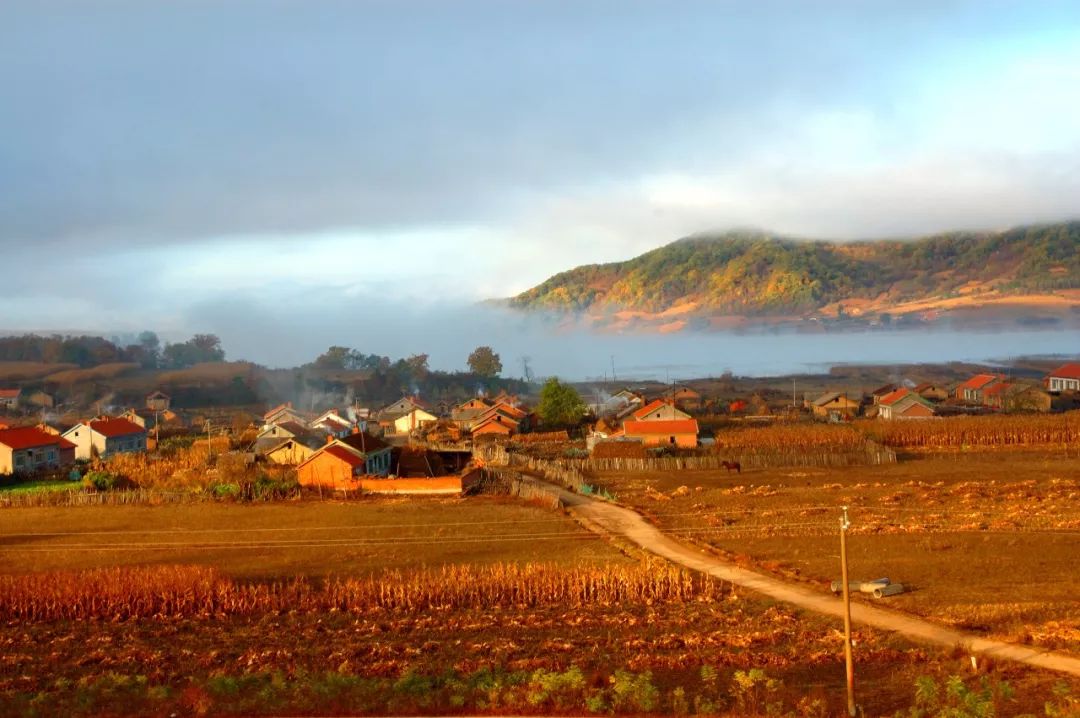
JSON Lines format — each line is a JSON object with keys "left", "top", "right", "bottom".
{"left": 2, "top": 1, "right": 1079, "bottom": 366}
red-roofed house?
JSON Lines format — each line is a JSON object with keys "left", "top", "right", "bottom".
{"left": 877, "top": 388, "right": 936, "bottom": 420}
{"left": 0, "top": 388, "right": 20, "bottom": 410}
{"left": 1046, "top": 364, "right": 1080, "bottom": 394}
{"left": 622, "top": 419, "right": 699, "bottom": 448}
{"left": 0, "top": 427, "right": 76, "bottom": 474}
{"left": 631, "top": 399, "right": 691, "bottom": 422}
{"left": 62, "top": 418, "right": 147, "bottom": 460}
{"left": 955, "top": 374, "right": 1004, "bottom": 404}
{"left": 296, "top": 434, "right": 393, "bottom": 488}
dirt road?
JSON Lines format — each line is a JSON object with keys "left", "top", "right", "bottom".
{"left": 557, "top": 487, "right": 1080, "bottom": 678}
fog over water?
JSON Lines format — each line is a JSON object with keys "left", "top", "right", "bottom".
{"left": 192, "top": 300, "right": 1079, "bottom": 380}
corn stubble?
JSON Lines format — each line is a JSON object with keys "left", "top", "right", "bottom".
{"left": 0, "top": 562, "right": 721, "bottom": 621}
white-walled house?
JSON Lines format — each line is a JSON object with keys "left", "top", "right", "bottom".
{"left": 62, "top": 418, "right": 148, "bottom": 460}
{"left": 1046, "top": 364, "right": 1080, "bottom": 393}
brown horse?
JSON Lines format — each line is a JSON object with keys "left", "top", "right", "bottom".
{"left": 721, "top": 460, "right": 741, "bottom": 474}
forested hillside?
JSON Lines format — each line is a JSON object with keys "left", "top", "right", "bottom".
{"left": 510, "top": 222, "right": 1080, "bottom": 317}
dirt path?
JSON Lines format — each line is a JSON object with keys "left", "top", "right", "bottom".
{"left": 556, "top": 487, "right": 1080, "bottom": 678}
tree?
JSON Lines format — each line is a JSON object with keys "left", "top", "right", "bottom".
{"left": 405, "top": 353, "right": 430, "bottom": 380}
{"left": 467, "top": 346, "right": 502, "bottom": 377}
{"left": 537, "top": 378, "right": 586, "bottom": 426}
{"left": 162, "top": 334, "right": 226, "bottom": 369}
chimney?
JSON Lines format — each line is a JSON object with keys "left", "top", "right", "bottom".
{"left": 351, "top": 424, "right": 360, "bottom": 435}
{"left": 326, "top": 434, "right": 334, "bottom": 445}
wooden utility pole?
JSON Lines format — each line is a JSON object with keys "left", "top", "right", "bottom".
{"left": 839, "top": 505, "right": 856, "bottom": 717}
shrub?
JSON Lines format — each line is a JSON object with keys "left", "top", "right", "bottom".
{"left": 83, "top": 471, "right": 117, "bottom": 492}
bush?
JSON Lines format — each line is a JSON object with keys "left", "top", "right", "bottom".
{"left": 83, "top": 471, "right": 117, "bottom": 492}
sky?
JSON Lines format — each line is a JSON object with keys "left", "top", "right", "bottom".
{"left": 2, "top": 1, "right": 1080, "bottom": 371}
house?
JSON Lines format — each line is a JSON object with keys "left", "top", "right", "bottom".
{"left": 0, "top": 427, "right": 77, "bottom": 475}
{"left": 0, "top": 388, "right": 21, "bottom": 410}
{"left": 1046, "top": 364, "right": 1080, "bottom": 394}
{"left": 451, "top": 397, "right": 494, "bottom": 429}
{"left": 145, "top": 391, "right": 171, "bottom": 412}
{"left": 471, "top": 410, "right": 519, "bottom": 437}
{"left": 263, "top": 435, "right": 325, "bottom": 465}
{"left": 35, "top": 421, "right": 66, "bottom": 436}
{"left": 877, "top": 388, "right": 936, "bottom": 420}
{"left": 955, "top": 374, "right": 1004, "bottom": 404}
{"left": 913, "top": 383, "right": 949, "bottom": 402}
{"left": 308, "top": 409, "right": 353, "bottom": 437}
{"left": 335, "top": 430, "right": 392, "bottom": 475}
{"left": 870, "top": 384, "right": 898, "bottom": 404}
{"left": 256, "top": 420, "right": 310, "bottom": 442}
{"left": 811, "top": 392, "right": 860, "bottom": 421}
{"left": 672, "top": 386, "right": 703, "bottom": 411}
{"left": 120, "top": 408, "right": 157, "bottom": 430}
{"left": 296, "top": 434, "right": 393, "bottom": 488}
{"left": 390, "top": 407, "right": 438, "bottom": 435}
{"left": 991, "top": 383, "right": 1053, "bottom": 413}
{"left": 61, "top": 417, "right": 147, "bottom": 460}
{"left": 263, "top": 402, "right": 308, "bottom": 427}
{"left": 622, "top": 419, "right": 699, "bottom": 448}
{"left": 631, "top": 399, "right": 692, "bottom": 422}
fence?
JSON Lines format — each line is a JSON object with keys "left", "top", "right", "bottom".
{"left": 0, "top": 488, "right": 240, "bottom": 509}
{"left": 465, "top": 467, "right": 563, "bottom": 510}
{"left": 474, "top": 438, "right": 895, "bottom": 483}
{"left": 566, "top": 443, "right": 896, "bottom": 472}
{"left": 473, "top": 444, "right": 589, "bottom": 493}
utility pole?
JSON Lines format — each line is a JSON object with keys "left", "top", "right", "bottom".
{"left": 610, "top": 355, "right": 617, "bottom": 384}
{"left": 839, "top": 506, "right": 856, "bottom": 717}
{"left": 205, "top": 420, "right": 213, "bottom": 462}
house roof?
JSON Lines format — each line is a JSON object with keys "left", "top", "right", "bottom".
{"left": 0, "top": 427, "right": 63, "bottom": 450}
{"left": 321, "top": 444, "right": 366, "bottom": 468}
{"left": 263, "top": 402, "right": 293, "bottom": 419}
{"left": 880, "top": 388, "right": 935, "bottom": 410}
{"left": 957, "top": 374, "right": 1002, "bottom": 392}
{"left": 623, "top": 419, "right": 699, "bottom": 435}
{"left": 336, "top": 431, "right": 389, "bottom": 455}
{"left": 1049, "top": 363, "right": 1080, "bottom": 380}
{"left": 146, "top": 390, "right": 170, "bottom": 399}
{"left": 871, "top": 383, "right": 898, "bottom": 397}
{"left": 0, "top": 388, "right": 21, "bottom": 399}
{"left": 473, "top": 417, "right": 514, "bottom": 433}
{"left": 913, "top": 382, "right": 944, "bottom": 393}
{"left": 812, "top": 392, "right": 856, "bottom": 407}
{"left": 275, "top": 420, "right": 310, "bottom": 436}
{"left": 89, "top": 417, "right": 146, "bottom": 437}
{"left": 878, "top": 388, "right": 914, "bottom": 406}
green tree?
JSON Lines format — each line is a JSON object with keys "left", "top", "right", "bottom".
{"left": 537, "top": 378, "right": 586, "bottom": 426}
{"left": 467, "top": 346, "right": 502, "bottom": 377}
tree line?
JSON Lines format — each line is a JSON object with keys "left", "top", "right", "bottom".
{"left": 0, "top": 332, "right": 226, "bottom": 370}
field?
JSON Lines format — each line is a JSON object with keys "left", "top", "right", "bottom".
{"left": 0, "top": 361, "right": 78, "bottom": 382}
{"left": 587, "top": 452, "right": 1080, "bottom": 656}
{"left": 2, "top": 481, "right": 1079, "bottom": 714}
{"left": 0, "top": 498, "right": 624, "bottom": 578}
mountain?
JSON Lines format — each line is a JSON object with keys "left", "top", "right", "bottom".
{"left": 508, "top": 222, "right": 1080, "bottom": 330}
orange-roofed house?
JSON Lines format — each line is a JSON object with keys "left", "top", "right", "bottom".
{"left": 1046, "top": 364, "right": 1080, "bottom": 394}
{"left": 61, "top": 418, "right": 147, "bottom": 460}
{"left": 622, "top": 419, "right": 699, "bottom": 448}
{"left": 955, "top": 374, "right": 1004, "bottom": 404}
{"left": 0, "top": 427, "right": 76, "bottom": 474}
{"left": 0, "top": 388, "right": 20, "bottom": 410}
{"left": 296, "top": 435, "right": 393, "bottom": 488}
{"left": 877, "top": 388, "right": 936, "bottom": 420}
{"left": 297, "top": 444, "right": 367, "bottom": 489}
{"left": 631, "top": 399, "right": 692, "bottom": 422}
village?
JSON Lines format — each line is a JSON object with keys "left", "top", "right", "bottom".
{"left": 2, "top": 361, "right": 1079, "bottom": 494}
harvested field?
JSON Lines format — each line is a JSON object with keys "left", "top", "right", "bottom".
{"left": 0, "top": 498, "right": 626, "bottom": 578}
{"left": 43, "top": 362, "right": 139, "bottom": 383}
{"left": 588, "top": 452, "right": 1080, "bottom": 655}
{"left": 857, "top": 412, "right": 1080, "bottom": 450}
{"left": 0, "top": 361, "right": 77, "bottom": 382}
{"left": 2, "top": 573, "right": 1075, "bottom": 716}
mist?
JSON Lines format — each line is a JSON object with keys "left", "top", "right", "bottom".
{"left": 175, "top": 297, "right": 1078, "bottom": 381}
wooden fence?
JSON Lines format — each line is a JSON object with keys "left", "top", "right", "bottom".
{"left": 465, "top": 467, "right": 563, "bottom": 510}
{"left": 473, "top": 444, "right": 589, "bottom": 493}
{"left": 566, "top": 443, "right": 896, "bottom": 472}
{"left": 0, "top": 488, "right": 247, "bottom": 509}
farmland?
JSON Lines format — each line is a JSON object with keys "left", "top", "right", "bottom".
{"left": 2, "top": 493, "right": 1077, "bottom": 714}
{"left": 587, "top": 451, "right": 1080, "bottom": 657}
